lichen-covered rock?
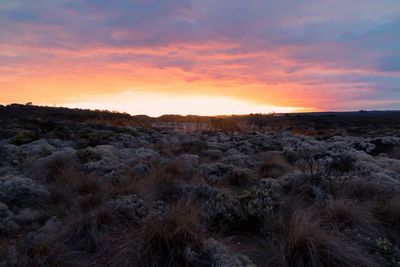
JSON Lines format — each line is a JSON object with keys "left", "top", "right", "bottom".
{"left": 0, "top": 202, "right": 19, "bottom": 234}
{"left": 0, "top": 175, "right": 50, "bottom": 208}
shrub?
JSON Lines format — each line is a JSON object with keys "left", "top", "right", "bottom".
{"left": 11, "top": 129, "right": 38, "bottom": 145}
{"left": 77, "top": 128, "right": 115, "bottom": 147}
{"left": 202, "top": 193, "right": 246, "bottom": 232}
{"left": 99, "top": 201, "right": 204, "bottom": 267}
{"left": 327, "top": 154, "right": 356, "bottom": 177}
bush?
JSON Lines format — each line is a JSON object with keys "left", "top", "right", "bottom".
{"left": 11, "top": 130, "right": 38, "bottom": 145}
{"left": 99, "top": 201, "right": 204, "bottom": 267}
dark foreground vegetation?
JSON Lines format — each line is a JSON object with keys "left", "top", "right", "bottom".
{"left": 1, "top": 104, "right": 400, "bottom": 266}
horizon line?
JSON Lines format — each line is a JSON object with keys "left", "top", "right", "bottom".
{"left": 2, "top": 102, "right": 400, "bottom": 119}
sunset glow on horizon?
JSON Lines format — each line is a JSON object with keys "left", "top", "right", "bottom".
{"left": 61, "top": 91, "right": 310, "bottom": 117}
{"left": 1, "top": 1, "right": 400, "bottom": 114}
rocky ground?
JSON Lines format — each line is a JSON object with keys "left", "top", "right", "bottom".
{"left": 1, "top": 105, "right": 400, "bottom": 266}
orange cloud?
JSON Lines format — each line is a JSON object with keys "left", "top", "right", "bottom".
{"left": 0, "top": 41, "right": 316, "bottom": 112}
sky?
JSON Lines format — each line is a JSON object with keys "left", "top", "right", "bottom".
{"left": 0, "top": 0, "right": 400, "bottom": 116}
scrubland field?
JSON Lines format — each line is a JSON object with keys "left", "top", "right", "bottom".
{"left": 1, "top": 104, "right": 400, "bottom": 267}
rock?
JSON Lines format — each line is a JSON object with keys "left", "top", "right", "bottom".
{"left": 0, "top": 175, "right": 50, "bottom": 208}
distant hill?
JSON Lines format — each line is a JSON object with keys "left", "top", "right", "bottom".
{"left": 1, "top": 104, "right": 400, "bottom": 136}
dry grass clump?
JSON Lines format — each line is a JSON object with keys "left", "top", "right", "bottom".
{"left": 340, "top": 179, "right": 394, "bottom": 202}
{"left": 99, "top": 201, "right": 205, "bottom": 267}
{"left": 47, "top": 168, "right": 107, "bottom": 211}
{"left": 372, "top": 196, "right": 400, "bottom": 233}
{"left": 268, "top": 210, "right": 377, "bottom": 267}
{"left": 163, "top": 160, "right": 184, "bottom": 177}
{"left": 259, "top": 151, "right": 293, "bottom": 178}
{"left": 110, "top": 160, "right": 200, "bottom": 203}
{"left": 61, "top": 207, "right": 119, "bottom": 253}
{"left": 222, "top": 169, "right": 254, "bottom": 188}
{"left": 108, "top": 176, "right": 143, "bottom": 197}
{"left": 321, "top": 199, "right": 377, "bottom": 233}
{"left": 152, "top": 173, "right": 183, "bottom": 203}
{"left": 21, "top": 239, "right": 84, "bottom": 267}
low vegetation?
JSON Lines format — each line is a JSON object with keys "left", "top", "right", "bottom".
{"left": 1, "top": 104, "right": 400, "bottom": 266}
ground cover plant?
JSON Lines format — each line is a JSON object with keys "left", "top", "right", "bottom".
{"left": 1, "top": 105, "right": 400, "bottom": 266}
